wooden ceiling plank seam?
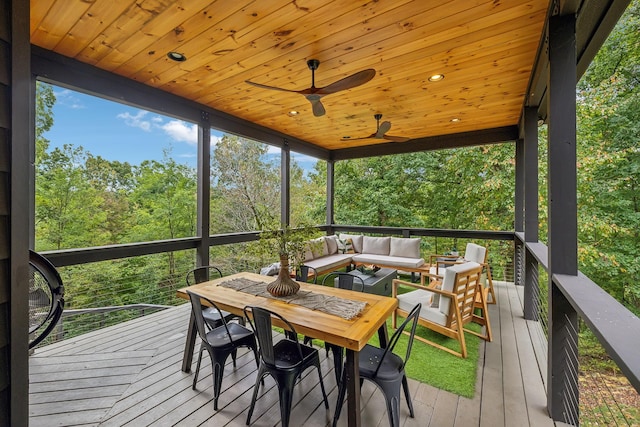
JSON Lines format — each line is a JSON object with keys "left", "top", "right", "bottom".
{"left": 54, "top": 0, "right": 172, "bottom": 59}
{"left": 141, "top": 0, "right": 378, "bottom": 85}
{"left": 73, "top": 0, "right": 186, "bottom": 66}
{"left": 29, "top": 1, "right": 56, "bottom": 39}
{"left": 234, "top": 45, "right": 540, "bottom": 120}
{"left": 147, "top": 0, "right": 404, "bottom": 90}
{"left": 107, "top": 0, "right": 260, "bottom": 77}
{"left": 202, "top": 0, "right": 547, "bottom": 92}
{"left": 196, "top": 3, "right": 547, "bottom": 104}
{"left": 30, "top": 1, "right": 93, "bottom": 49}
{"left": 167, "top": 0, "right": 514, "bottom": 99}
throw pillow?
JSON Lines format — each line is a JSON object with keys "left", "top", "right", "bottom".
{"left": 337, "top": 238, "right": 347, "bottom": 253}
{"left": 344, "top": 238, "right": 355, "bottom": 254}
{"left": 325, "top": 235, "right": 339, "bottom": 254}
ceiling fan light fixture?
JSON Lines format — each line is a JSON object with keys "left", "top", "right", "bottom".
{"left": 167, "top": 51, "right": 187, "bottom": 62}
{"left": 428, "top": 74, "right": 444, "bottom": 82}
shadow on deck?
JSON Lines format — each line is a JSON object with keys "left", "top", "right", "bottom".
{"left": 29, "top": 281, "right": 557, "bottom": 426}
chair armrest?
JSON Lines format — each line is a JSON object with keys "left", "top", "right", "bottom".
{"left": 392, "top": 278, "right": 433, "bottom": 297}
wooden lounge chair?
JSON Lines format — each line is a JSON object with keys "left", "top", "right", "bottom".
{"left": 393, "top": 262, "right": 491, "bottom": 358}
{"left": 424, "top": 242, "right": 496, "bottom": 305}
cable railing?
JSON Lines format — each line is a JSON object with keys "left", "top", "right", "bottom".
{"left": 516, "top": 235, "right": 640, "bottom": 426}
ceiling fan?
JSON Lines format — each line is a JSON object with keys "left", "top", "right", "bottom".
{"left": 245, "top": 59, "right": 375, "bottom": 117}
{"left": 342, "top": 114, "right": 410, "bottom": 142}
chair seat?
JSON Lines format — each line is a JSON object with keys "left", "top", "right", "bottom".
{"left": 359, "top": 344, "right": 405, "bottom": 382}
{"left": 205, "top": 322, "right": 255, "bottom": 349}
{"left": 202, "top": 307, "right": 235, "bottom": 327}
{"left": 271, "top": 339, "right": 317, "bottom": 370}
{"left": 397, "top": 289, "right": 446, "bottom": 326}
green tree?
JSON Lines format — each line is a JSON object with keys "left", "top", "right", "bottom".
{"left": 211, "top": 135, "right": 280, "bottom": 232}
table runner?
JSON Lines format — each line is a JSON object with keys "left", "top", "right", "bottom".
{"left": 218, "top": 277, "right": 366, "bottom": 320}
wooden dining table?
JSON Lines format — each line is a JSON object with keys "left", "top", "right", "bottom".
{"left": 176, "top": 271, "right": 398, "bottom": 427}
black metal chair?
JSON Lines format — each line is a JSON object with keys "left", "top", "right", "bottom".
{"left": 243, "top": 305, "right": 329, "bottom": 427}
{"left": 304, "top": 271, "right": 367, "bottom": 381}
{"left": 295, "top": 264, "right": 318, "bottom": 283}
{"left": 321, "top": 271, "right": 366, "bottom": 292}
{"left": 332, "top": 303, "right": 422, "bottom": 427}
{"left": 186, "top": 266, "right": 245, "bottom": 376}
{"left": 186, "top": 266, "right": 241, "bottom": 327}
{"left": 187, "top": 290, "right": 259, "bottom": 410}
{"left": 28, "top": 250, "right": 65, "bottom": 349}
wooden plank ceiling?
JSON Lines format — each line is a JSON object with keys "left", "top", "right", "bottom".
{"left": 30, "top": 0, "right": 549, "bottom": 151}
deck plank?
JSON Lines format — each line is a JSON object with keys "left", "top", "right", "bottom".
{"left": 29, "top": 281, "right": 557, "bottom": 426}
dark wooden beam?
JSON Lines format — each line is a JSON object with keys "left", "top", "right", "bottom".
{"left": 330, "top": 126, "right": 518, "bottom": 161}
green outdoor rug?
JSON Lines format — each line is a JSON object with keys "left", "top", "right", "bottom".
{"left": 368, "top": 319, "right": 482, "bottom": 399}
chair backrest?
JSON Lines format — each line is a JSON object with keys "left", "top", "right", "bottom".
{"left": 439, "top": 262, "right": 482, "bottom": 326}
{"left": 187, "top": 290, "right": 232, "bottom": 342}
{"left": 295, "top": 264, "right": 317, "bottom": 284}
{"left": 463, "top": 243, "right": 487, "bottom": 264}
{"left": 186, "top": 265, "right": 223, "bottom": 286}
{"left": 244, "top": 306, "right": 304, "bottom": 368}
{"left": 374, "top": 303, "right": 421, "bottom": 376}
{"left": 321, "top": 272, "right": 365, "bottom": 292}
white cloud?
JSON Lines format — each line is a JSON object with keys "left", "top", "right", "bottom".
{"left": 160, "top": 120, "right": 198, "bottom": 145}
{"left": 117, "top": 110, "right": 152, "bottom": 131}
{"left": 54, "top": 89, "right": 85, "bottom": 109}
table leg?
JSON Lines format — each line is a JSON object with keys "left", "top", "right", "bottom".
{"left": 345, "top": 349, "right": 361, "bottom": 427}
{"left": 377, "top": 323, "right": 390, "bottom": 348}
{"left": 181, "top": 310, "right": 197, "bottom": 373}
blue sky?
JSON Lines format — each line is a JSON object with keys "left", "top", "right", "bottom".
{"left": 44, "top": 84, "right": 318, "bottom": 172}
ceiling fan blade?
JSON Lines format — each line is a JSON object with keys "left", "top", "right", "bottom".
{"left": 309, "top": 98, "right": 326, "bottom": 117}
{"left": 245, "top": 80, "right": 302, "bottom": 93}
{"left": 376, "top": 121, "right": 392, "bottom": 138}
{"left": 316, "top": 69, "right": 376, "bottom": 95}
{"left": 341, "top": 133, "right": 376, "bottom": 141}
{"left": 383, "top": 135, "right": 411, "bottom": 142}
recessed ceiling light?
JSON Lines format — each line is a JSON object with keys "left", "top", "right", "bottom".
{"left": 428, "top": 74, "right": 445, "bottom": 82}
{"left": 167, "top": 51, "right": 187, "bottom": 62}
{"left": 288, "top": 110, "right": 299, "bottom": 116}
{"left": 342, "top": 136, "right": 351, "bottom": 139}
{"left": 450, "top": 117, "right": 461, "bottom": 122}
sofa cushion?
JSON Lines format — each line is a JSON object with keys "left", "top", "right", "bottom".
{"left": 362, "top": 236, "right": 391, "bottom": 255}
{"left": 325, "top": 235, "right": 339, "bottom": 254}
{"left": 352, "top": 254, "right": 424, "bottom": 269}
{"left": 339, "top": 233, "right": 363, "bottom": 253}
{"left": 389, "top": 237, "right": 421, "bottom": 258}
{"left": 303, "top": 253, "right": 353, "bottom": 273}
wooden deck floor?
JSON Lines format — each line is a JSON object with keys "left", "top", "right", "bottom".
{"left": 29, "top": 281, "right": 557, "bottom": 427}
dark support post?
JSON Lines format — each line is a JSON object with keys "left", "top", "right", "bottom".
{"left": 196, "top": 112, "right": 211, "bottom": 267}
{"left": 281, "top": 142, "right": 291, "bottom": 226}
{"left": 326, "top": 159, "right": 335, "bottom": 230}
{"left": 547, "top": 13, "right": 579, "bottom": 425}
{"left": 524, "top": 106, "right": 540, "bottom": 320}
{"left": 6, "top": 0, "right": 32, "bottom": 424}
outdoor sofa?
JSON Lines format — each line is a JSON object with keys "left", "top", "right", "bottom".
{"left": 301, "top": 233, "right": 425, "bottom": 277}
